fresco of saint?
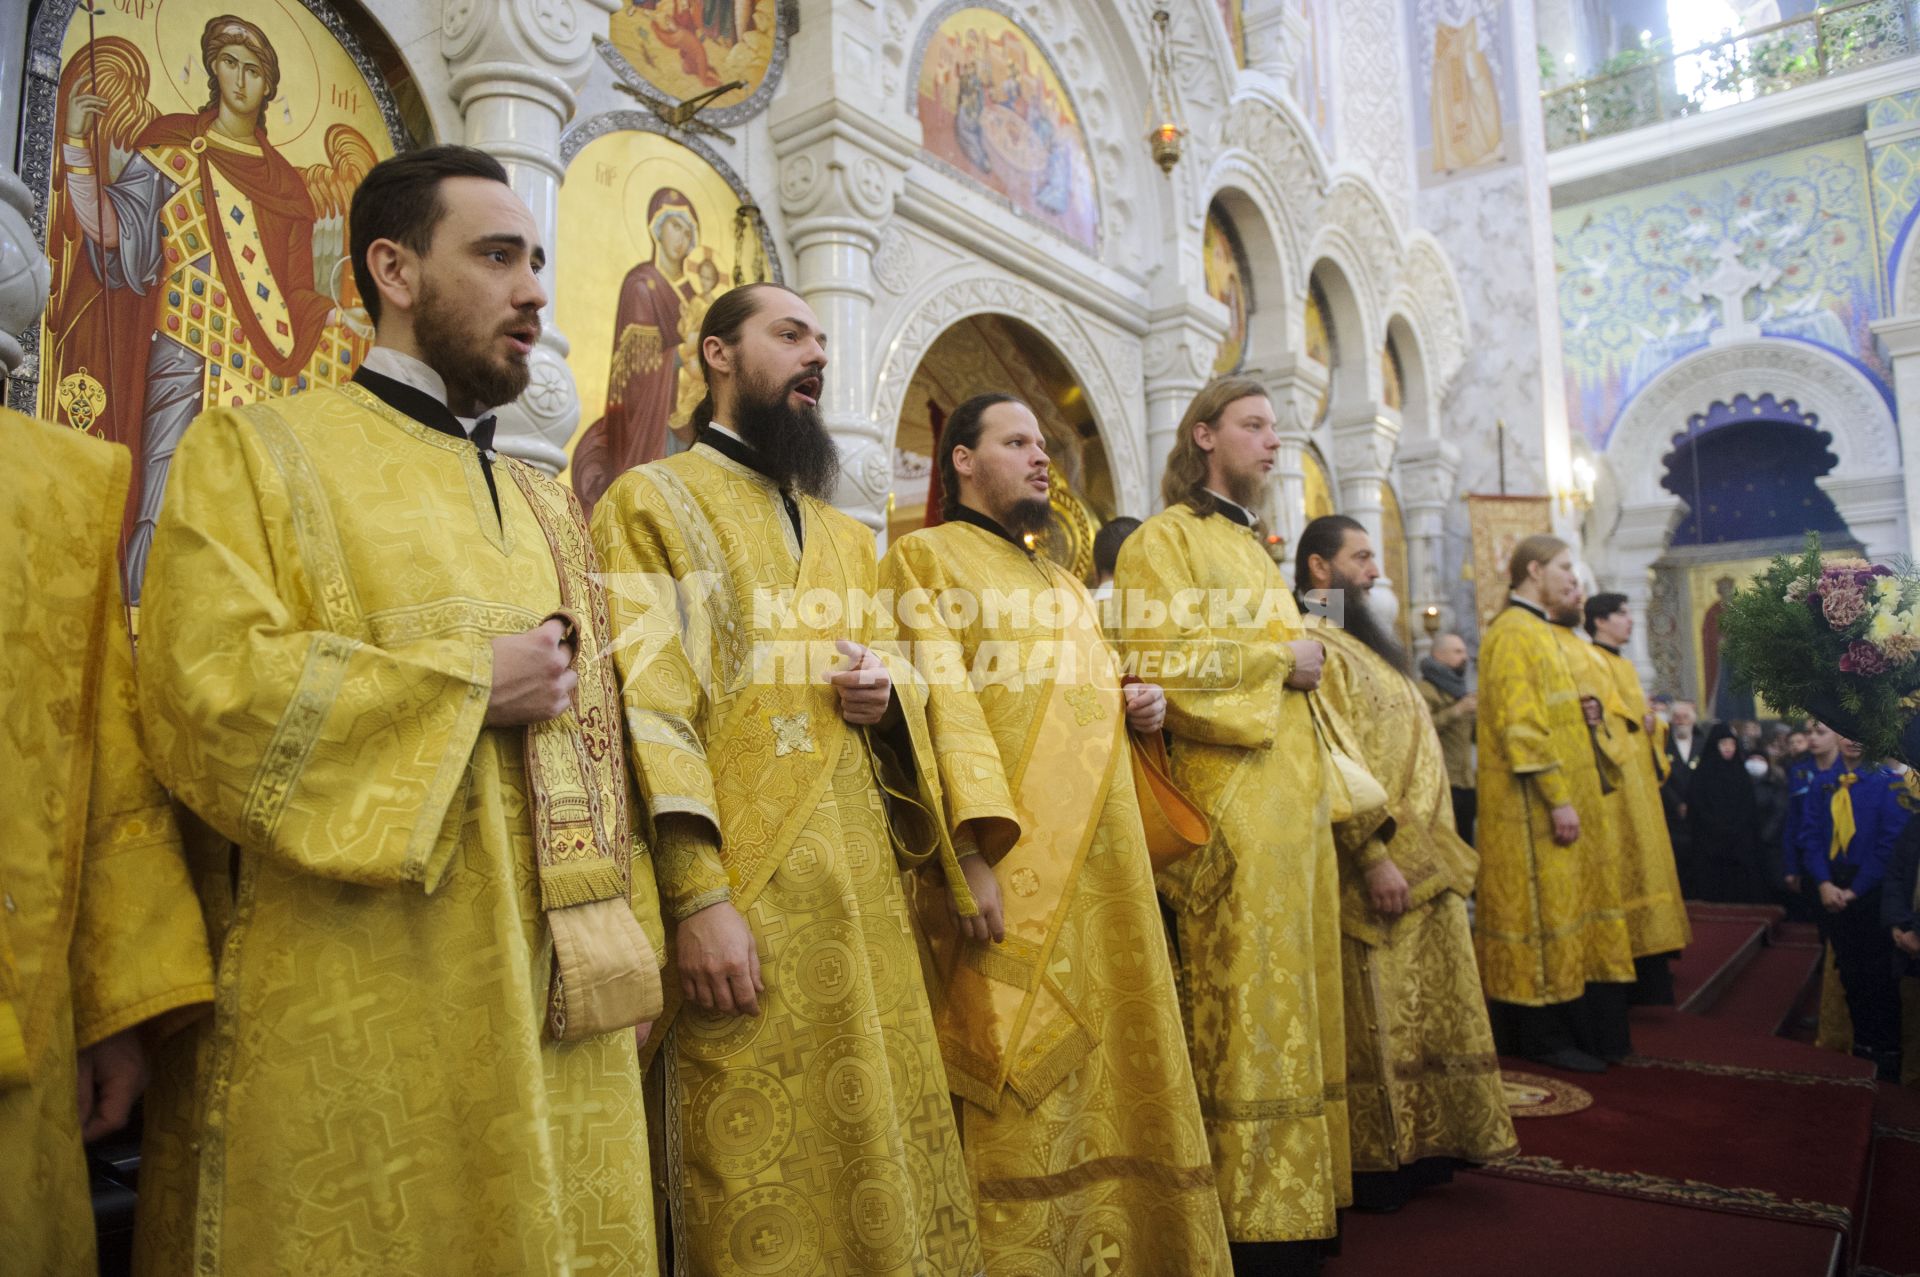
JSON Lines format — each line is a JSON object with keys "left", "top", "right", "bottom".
{"left": 41, "top": 14, "right": 384, "bottom": 597}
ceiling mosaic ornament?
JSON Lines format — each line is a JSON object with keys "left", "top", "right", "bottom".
{"left": 602, "top": 0, "right": 789, "bottom": 123}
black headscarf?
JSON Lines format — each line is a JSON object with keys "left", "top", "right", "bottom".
{"left": 1690, "top": 723, "right": 1759, "bottom": 843}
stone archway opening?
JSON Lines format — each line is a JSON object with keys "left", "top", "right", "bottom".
{"left": 890, "top": 313, "right": 1116, "bottom": 580}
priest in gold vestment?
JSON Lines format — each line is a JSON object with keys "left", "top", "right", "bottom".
{"left": 878, "top": 394, "right": 1231, "bottom": 1275}
{"left": 133, "top": 150, "right": 667, "bottom": 1274}
{"left": 1476, "top": 536, "right": 1635, "bottom": 1074}
{"left": 1293, "top": 516, "right": 1516, "bottom": 1210}
{"left": 1112, "top": 378, "right": 1348, "bottom": 1274}
{"left": 1585, "top": 593, "right": 1691, "bottom": 1004}
{"left": 592, "top": 284, "right": 984, "bottom": 1276}
{"left": 0, "top": 409, "right": 214, "bottom": 1274}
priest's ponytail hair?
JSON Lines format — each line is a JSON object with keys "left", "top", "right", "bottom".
{"left": 937, "top": 393, "right": 1025, "bottom": 521}
{"left": 690, "top": 282, "right": 802, "bottom": 433}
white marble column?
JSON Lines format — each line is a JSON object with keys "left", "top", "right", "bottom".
{"left": 1141, "top": 304, "right": 1225, "bottom": 512}
{"left": 0, "top": 167, "right": 49, "bottom": 378}
{"left": 443, "top": 0, "right": 617, "bottom": 474}
{"left": 1398, "top": 435, "right": 1460, "bottom": 650}
{"left": 1330, "top": 404, "right": 1401, "bottom": 625}
{"left": 1868, "top": 313, "right": 1920, "bottom": 560}
{"left": 1609, "top": 497, "right": 1685, "bottom": 681}
{"left": 1260, "top": 361, "right": 1327, "bottom": 548}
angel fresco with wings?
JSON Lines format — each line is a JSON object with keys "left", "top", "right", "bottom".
{"left": 42, "top": 15, "right": 381, "bottom": 597}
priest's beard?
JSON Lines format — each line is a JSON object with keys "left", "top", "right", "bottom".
{"left": 999, "top": 493, "right": 1053, "bottom": 538}
{"left": 1214, "top": 459, "right": 1265, "bottom": 511}
{"left": 1328, "top": 566, "right": 1410, "bottom": 674}
{"left": 732, "top": 363, "right": 840, "bottom": 499}
{"left": 414, "top": 277, "right": 536, "bottom": 414}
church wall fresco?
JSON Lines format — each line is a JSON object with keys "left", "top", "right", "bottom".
{"left": 911, "top": 4, "right": 1100, "bottom": 253}
{"left": 1405, "top": 0, "right": 1517, "bottom": 185}
{"left": 17, "top": 0, "right": 408, "bottom": 597}
{"left": 1204, "top": 200, "right": 1251, "bottom": 375}
{"left": 1553, "top": 134, "right": 1894, "bottom": 452}
{"left": 1867, "top": 91, "right": 1920, "bottom": 297}
{"left": 554, "top": 120, "right": 775, "bottom": 514}
{"left": 604, "top": 0, "right": 784, "bottom": 120}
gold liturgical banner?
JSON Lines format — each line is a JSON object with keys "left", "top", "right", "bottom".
{"left": 1467, "top": 494, "right": 1552, "bottom": 626}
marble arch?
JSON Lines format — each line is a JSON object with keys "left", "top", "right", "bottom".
{"left": 1605, "top": 339, "right": 1899, "bottom": 512}
{"left": 869, "top": 266, "right": 1149, "bottom": 516}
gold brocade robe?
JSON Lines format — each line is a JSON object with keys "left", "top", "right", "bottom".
{"left": 1475, "top": 604, "right": 1634, "bottom": 1007}
{"left": 133, "top": 386, "right": 667, "bottom": 1275}
{"left": 0, "top": 411, "right": 213, "bottom": 1275}
{"left": 1111, "top": 503, "right": 1349, "bottom": 1242}
{"left": 1316, "top": 628, "right": 1516, "bottom": 1173}
{"left": 1594, "top": 647, "right": 1692, "bottom": 957}
{"left": 591, "top": 445, "right": 984, "bottom": 1277}
{"left": 879, "top": 520, "right": 1231, "bottom": 1276}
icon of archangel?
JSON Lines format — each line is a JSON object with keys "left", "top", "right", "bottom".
{"left": 39, "top": 12, "right": 392, "bottom": 597}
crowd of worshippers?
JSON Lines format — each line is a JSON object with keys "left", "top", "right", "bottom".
{"left": 6, "top": 142, "right": 1910, "bottom": 1277}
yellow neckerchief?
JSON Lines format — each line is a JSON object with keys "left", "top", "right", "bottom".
{"left": 1829, "top": 769, "right": 1858, "bottom": 861}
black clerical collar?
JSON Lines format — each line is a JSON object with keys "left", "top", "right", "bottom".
{"left": 951, "top": 503, "right": 1029, "bottom": 551}
{"left": 1596, "top": 641, "right": 1622, "bottom": 655}
{"left": 1507, "top": 594, "right": 1548, "bottom": 622}
{"left": 698, "top": 425, "right": 804, "bottom": 548}
{"left": 1204, "top": 490, "right": 1257, "bottom": 528}
{"left": 697, "top": 424, "right": 774, "bottom": 482}
{"left": 352, "top": 364, "right": 496, "bottom": 452}
{"left": 351, "top": 364, "right": 499, "bottom": 516}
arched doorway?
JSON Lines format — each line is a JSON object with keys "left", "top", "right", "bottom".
{"left": 1647, "top": 395, "right": 1862, "bottom": 713}
{"left": 891, "top": 314, "right": 1116, "bottom": 580}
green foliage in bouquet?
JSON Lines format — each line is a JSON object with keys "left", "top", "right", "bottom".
{"left": 1720, "top": 536, "right": 1920, "bottom": 760}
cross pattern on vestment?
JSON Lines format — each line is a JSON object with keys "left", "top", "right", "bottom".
{"left": 752, "top": 1226, "right": 783, "bottom": 1256}
{"left": 1082, "top": 1233, "right": 1121, "bottom": 1276}
{"left": 772, "top": 713, "right": 815, "bottom": 757}
{"left": 837, "top": 1068, "right": 867, "bottom": 1110}
{"left": 788, "top": 1129, "right": 840, "bottom": 1196}
{"left": 724, "top": 1104, "right": 756, "bottom": 1138}
{"left": 341, "top": 1143, "right": 418, "bottom": 1216}
{"left": 551, "top": 1095, "right": 607, "bottom": 1144}
{"left": 308, "top": 966, "right": 381, "bottom": 1043}
{"left": 1121, "top": 1022, "right": 1161, "bottom": 1074}
{"left": 1064, "top": 684, "right": 1103, "bottom": 726}
{"left": 860, "top": 1192, "right": 894, "bottom": 1234}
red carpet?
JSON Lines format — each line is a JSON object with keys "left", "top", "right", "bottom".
{"left": 1671, "top": 916, "right": 1770, "bottom": 1011}
{"left": 1476, "top": 1051, "right": 1876, "bottom": 1236}
{"left": 1696, "top": 940, "right": 1825, "bottom": 1038}
{"left": 1330, "top": 1171, "right": 1840, "bottom": 1277}
{"left": 1629, "top": 1005, "right": 1874, "bottom": 1079}
{"left": 1861, "top": 1134, "right": 1920, "bottom": 1276}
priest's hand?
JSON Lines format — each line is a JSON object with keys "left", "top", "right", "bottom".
{"left": 956, "top": 854, "right": 1005, "bottom": 944}
{"left": 1581, "top": 696, "right": 1603, "bottom": 726}
{"left": 1285, "top": 639, "right": 1324, "bottom": 690}
{"left": 1124, "top": 682, "right": 1166, "bottom": 734}
{"left": 1549, "top": 803, "right": 1580, "bottom": 846}
{"left": 1784, "top": 874, "right": 1801, "bottom": 893}
{"left": 76, "top": 1028, "right": 148, "bottom": 1141}
{"left": 1364, "top": 858, "right": 1411, "bottom": 917}
{"left": 678, "top": 900, "right": 763, "bottom": 1015}
{"left": 487, "top": 619, "right": 577, "bottom": 725}
{"left": 1818, "top": 881, "right": 1848, "bottom": 913}
{"left": 829, "top": 640, "right": 892, "bottom": 725}
{"left": 1894, "top": 928, "right": 1920, "bottom": 957}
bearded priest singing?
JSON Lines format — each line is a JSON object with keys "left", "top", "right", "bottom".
{"left": 1295, "top": 516, "right": 1517, "bottom": 1211}
{"left": 1112, "top": 378, "right": 1349, "bottom": 1276}
{"left": 133, "top": 147, "right": 667, "bottom": 1274}
{"left": 878, "top": 393, "right": 1231, "bottom": 1275}
{"left": 591, "top": 284, "right": 985, "bottom": 1277}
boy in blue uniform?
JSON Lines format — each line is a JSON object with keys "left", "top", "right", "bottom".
{"left": 1788, "top": 722, "right": 1911, "bottom": 1077}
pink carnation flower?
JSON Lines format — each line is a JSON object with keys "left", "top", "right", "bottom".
{"left": 1879, "top": 632, "right": 1920, "bottom": 667}
{"left": 1839, "top": 639, "right": 1894, "bottom": 676}
{"left": 1822, "top": 583, "right": 1868, "bottom": 629}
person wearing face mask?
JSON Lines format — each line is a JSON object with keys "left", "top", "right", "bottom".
{"left": 1687, "top": 724, "right": 1764, "bottom": 902}
{"left": 1786, "top": 722, "right": 1911, "bottom": 1078}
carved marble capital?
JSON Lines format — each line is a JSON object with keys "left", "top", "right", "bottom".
{"left": 443, "top": 0, "right": 617, "bottom": 123}
{"left": 1396, "top": 436, "right": 1461, "bottom": 512}
{"left": 1329, "top": 407, "right": 1400, "bottom": 480}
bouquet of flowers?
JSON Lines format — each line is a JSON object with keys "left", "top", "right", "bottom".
{"left": 1720, "top": 536, "right": 1920, "bottom": 763}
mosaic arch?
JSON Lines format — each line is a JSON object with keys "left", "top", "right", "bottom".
{"left": 18, "top": 0, "right": 410, "bottom": 598}
{"left": 912, "top": 4, "right": 1100, "bottom": 252}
